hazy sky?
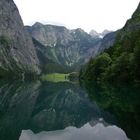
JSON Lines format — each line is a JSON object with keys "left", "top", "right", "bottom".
{"left": 13, "top": 0, "right": 140, "bottom": 33}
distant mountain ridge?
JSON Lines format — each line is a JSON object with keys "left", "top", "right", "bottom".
{"left": 26, "top": 23, "right": 116, "bottom": 72}
{"left": 26, "top": 23, "right": 101, "bottom": 71}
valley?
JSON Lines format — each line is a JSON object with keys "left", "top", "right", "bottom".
{"left": 0, "top": 0, "right": 140, "bottom": 140}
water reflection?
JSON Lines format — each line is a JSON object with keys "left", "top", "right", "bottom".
{"left": 0, "top": 81, "right": 40, "bottom": 140}
{"left": 29, "top": 82, "right": 114, "bottom": 132}
{"left": 83, "top": 82, "right": 140, "bottom": 140}
{"left": 0, "top": 81, "right": 131, "bottom": 140}
{"left": 19, "top": 123, "right": 128, "bottom": 140}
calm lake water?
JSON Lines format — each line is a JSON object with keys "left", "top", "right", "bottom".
{"left": 0, "top": 80, "right": 139, "bottom": 140}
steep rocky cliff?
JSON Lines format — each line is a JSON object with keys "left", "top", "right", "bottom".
{"left": 0, "top": 0, "right": 40, "bottom": 78}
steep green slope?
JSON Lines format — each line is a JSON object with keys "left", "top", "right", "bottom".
{"left": 80, "top": 3, "right": 140, "bottom": 85}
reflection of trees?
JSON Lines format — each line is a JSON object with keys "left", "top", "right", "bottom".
{"left": 0, "top": 81, "right": 107, "bottom": 140}
{"left": 0, "top": 81, "right": 40, "bottom": 140}
{"left": 84, "top": 82, "right": 140, "bottom": 140}
{"left": 30, "top": 82, "right": 104, "bottom": 132}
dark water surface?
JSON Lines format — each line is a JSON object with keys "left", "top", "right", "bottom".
{"left": 0, "top": 80, "right": 139, "bottom": 140}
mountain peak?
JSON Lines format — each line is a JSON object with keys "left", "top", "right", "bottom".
{"left": 74, "top": 28, "right": 86, "bottom": 33}
{"left": 101, "top": 30, "right": 112, "bottom": 37}
{"left": 89, "top": 30, "right": 99, "bottom": 38}
{"left": 33, "top": 22, "right": 44, "bottom": 27}
{"left": 90, "top": 29, "right": 112, "bottom": 38}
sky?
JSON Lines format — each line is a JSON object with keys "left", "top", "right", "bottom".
{"left": 13, "top": 0, "right": 140, "bottom": 33}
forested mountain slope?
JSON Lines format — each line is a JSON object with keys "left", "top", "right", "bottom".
{"left": 80, "top": 3, "right": 140, "bottom": 84}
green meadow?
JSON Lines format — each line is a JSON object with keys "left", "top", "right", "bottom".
{"left": 41, "top": 73, "right": 69, "bottom": 82}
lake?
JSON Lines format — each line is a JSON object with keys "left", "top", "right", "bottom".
{"left": 0, "top": 80, "right": 139, "bottom": 140}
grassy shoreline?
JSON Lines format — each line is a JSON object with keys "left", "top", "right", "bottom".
{"left": 41, "top": 73, "right": 70, "bottom": 82}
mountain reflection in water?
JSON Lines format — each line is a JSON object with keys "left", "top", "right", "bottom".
{"left": 0, "top": 80, "right": 134, "bottom": 140}
{"left": 19, "top": 123, "right": 128, "bottom": 140}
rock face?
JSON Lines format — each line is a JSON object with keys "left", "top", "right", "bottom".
{"left": 0, "top": 0, "right": 40, "bottom": 78}
{"left": 26, "top": 23, "right": 109, "bottom": 71}
{"left": 26, "top": 23, "right": 101, "bottom": 68}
